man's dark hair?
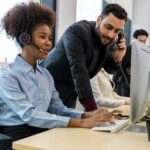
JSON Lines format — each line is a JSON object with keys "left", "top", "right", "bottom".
{"left": 101, "top": 3, "right": 127, "bottom": 22}
{"left": 133, "top": 29, "right": 149, "bottom": 38}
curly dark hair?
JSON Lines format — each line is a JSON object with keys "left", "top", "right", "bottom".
{"left": 133, "top": 29, "right": 149, "bottom": 38}
{"left": 1, "top": 1, "right": 55, "bottom": 47}
{"left": 101, "top": 3, "right": 127, "bottom": 22}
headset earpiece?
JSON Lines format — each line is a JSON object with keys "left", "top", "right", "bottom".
{"left": 19, "top": 32, "right": 31, "bottom": 45}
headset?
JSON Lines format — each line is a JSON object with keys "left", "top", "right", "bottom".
{"left": 19, "top": 21, "right": 44, "bottom": 52}
{"left": 19, "top": 21, "right": 31, "bottom": 45}
{"left": 19, "top": 32, "right": 31, "bottom": 45}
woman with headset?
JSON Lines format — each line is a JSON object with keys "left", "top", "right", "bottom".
{"left": 0, "top": 2, "right": 118, "bottom": 142}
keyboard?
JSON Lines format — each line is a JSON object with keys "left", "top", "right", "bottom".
{"left": 91, "top": 119, "right": 129, "bottom": 133}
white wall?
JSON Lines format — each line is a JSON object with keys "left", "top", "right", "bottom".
{"left": 105, "top": 0, "right": 133, "bottom": 20}
{"left": 55, "top": 0, "right": 77, "bottom": 42}
{"left": 132, "top": 0, "right": 150, "bottom": 44}
{"left": 28, "top": 0, "right": 40, "bottom": 2}
{"left": 33, "top": 0, "right": 40, "bottom": 3}
{"left": 76, "top": 0, "right": 102, "bottom": 21}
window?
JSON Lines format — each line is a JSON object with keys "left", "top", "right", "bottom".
{"left": 76, "top": 0, "right": 102, "bottom": 21}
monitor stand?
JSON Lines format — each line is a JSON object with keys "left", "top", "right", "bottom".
{"left": 125, "top": 124, "right": 147, "bottom": 133}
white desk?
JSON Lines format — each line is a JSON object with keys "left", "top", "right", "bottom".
{"left": 13, "top": 127, "right": 150, "bottom": 150}
{"left": 13, "top": 106, "right": 150, "bottom": 150}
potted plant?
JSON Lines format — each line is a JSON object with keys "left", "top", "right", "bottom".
{"left": 145, "top": 100, "right": 150, "bottom": 141}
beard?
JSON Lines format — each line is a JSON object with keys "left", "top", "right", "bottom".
{"left": 101, "top": 35, "right": 114, "bottom": 45}
{"left": 95, "top": 25, "right": 114, "bottom": 45}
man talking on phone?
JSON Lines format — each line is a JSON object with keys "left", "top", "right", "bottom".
{"left": 40, "top": 3, "right": 128, "bottom": 111}
{"left": 113, "top": 29, "right": 149, "bottom": 97}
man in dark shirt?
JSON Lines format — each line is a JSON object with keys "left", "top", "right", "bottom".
{"left": 41, "top": 3, "right": 128, "bottom": 111}
{"left": 113, "top": 29, "right": 149, "bottom": 97}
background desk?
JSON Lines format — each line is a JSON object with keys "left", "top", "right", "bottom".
{"left": 13, "top": 106, "right": 150, "bottom": 150}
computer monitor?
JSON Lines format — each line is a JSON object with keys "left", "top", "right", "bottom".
{"left": 130, "top": 39, "right": 150, "bottom": 124}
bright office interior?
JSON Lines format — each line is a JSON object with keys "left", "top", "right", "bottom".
{"left": 0, "top": 0, "right": 150, "bottom": 67}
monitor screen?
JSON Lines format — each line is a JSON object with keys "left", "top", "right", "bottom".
{"left": 130, "top": 40, "right": 150, "bottom": 124}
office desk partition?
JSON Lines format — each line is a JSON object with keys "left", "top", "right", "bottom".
{"left": 13, "top": 106, "right": 150, "bottom": 150}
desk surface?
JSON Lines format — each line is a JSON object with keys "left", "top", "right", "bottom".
{"left": 13, "top": 106, "right": 150, "bottom": 150}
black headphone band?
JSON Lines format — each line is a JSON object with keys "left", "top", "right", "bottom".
{"left": 19, "top": 20, "right": 31, "bottom": 45}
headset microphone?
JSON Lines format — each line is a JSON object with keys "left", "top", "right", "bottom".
{"left": 29, "top": 43, "right": 44, "bottom": 52}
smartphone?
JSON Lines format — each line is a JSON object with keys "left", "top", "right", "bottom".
{"left": 112, "top": 32, "right": 125, "bottom": 51}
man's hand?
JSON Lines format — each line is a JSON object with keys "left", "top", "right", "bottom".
{"left": 112, "top": 37, "right": 126, "bottom": 63}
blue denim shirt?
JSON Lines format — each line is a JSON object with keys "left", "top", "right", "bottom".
{"left": 0, "top": 55, "right": 83, "bottom": 128}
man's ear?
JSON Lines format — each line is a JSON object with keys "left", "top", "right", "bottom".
{"left": 96, "top": 15, "right": 101, "bottom": 24}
